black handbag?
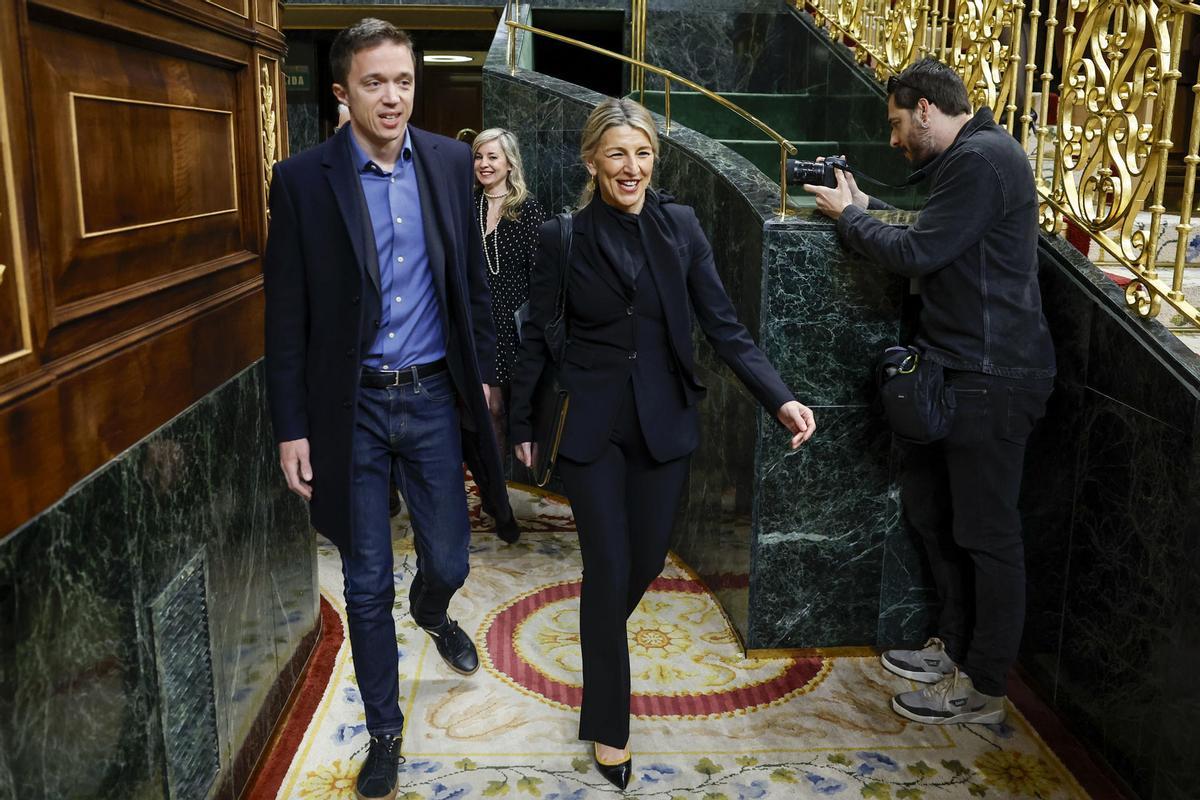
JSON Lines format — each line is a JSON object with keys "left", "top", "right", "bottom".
{"left": 526, "top": 213, "right": 573, "bottom": 486}
{"left": 874, "top": 345, "right": 955, "bottom": 444}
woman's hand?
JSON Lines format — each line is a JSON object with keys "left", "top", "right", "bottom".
{"left": 514, "top": 441, "right": 533, "bottom": 467}
{"left": 776, "top": 401, "right": 816, "bottom": 449}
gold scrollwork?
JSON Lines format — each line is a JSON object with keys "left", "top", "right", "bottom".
{"left": 952, "top": 0, "right": 1023, "bottom": 126}
{"left": 835, "top": 0, "right": 866, "bottom": 36}
{"left": 1125, "top": 277, "right": 1163, "bottom": 318}
{"left": 1052, "top": 0, "right": 1171, "bottom": 270}
{"left": 882, "top": 0, "right": 927, "bottom": 77}
{"left": 260, "top": 63, "right": 277, "bottom": 190}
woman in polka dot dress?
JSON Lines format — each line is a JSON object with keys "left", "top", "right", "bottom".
{"left": 472, "top": 128, "right": 547, "bottom": 449}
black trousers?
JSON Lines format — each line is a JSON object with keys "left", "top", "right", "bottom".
{"left": 901, "top": 369, "right": 1053, "bottom": 697}
{"left": 558, "top": 380, "right": 690, "bottom": 748}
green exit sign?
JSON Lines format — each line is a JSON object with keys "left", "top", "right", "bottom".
{"left": 283, "top": 65, "right": 311, "bottom": 92}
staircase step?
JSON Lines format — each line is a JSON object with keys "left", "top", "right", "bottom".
{"left": 636, "top": 90, "right": 824, "bottom": 140}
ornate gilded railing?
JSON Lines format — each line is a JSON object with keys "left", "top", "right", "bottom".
{"left": 798, "top": 0, "right": 1200, "bottom": 332}
{"left": 502, "top": 1, "right": 798, "bottom": 217}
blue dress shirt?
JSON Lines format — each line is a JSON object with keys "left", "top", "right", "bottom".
{"left": 348, "top": 129, "right": 446, "bottom": 371}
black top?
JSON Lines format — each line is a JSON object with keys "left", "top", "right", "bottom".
{"left": 837, "top": 108, "right": 1055, "bottom": 378}
{"left": 474, "top": 191, "right": 547, "bottom": 385}
{"left": 593, "top": 196, "right": 646, "bottom": 289}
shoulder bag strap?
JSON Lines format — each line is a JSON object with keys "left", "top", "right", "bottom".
{"left": 553, "top": 211, "right": 573, "bottom": 316}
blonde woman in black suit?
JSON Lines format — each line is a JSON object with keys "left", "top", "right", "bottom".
{"left": 509, "top": 97, "right": 816, "bottom": 789}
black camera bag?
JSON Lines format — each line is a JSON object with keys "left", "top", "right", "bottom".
{"left": 873, "top": 346, "right": 955, "bottom": 444}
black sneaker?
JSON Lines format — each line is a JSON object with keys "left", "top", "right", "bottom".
{"left": 420, "top": 617, "right": 479, "bottom": 675}
{"left": 355, "top": 734, "right": 403, "bottom": 800}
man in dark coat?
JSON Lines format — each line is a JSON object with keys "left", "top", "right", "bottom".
{"left": 806, "top": 58, "right": 1054, "bottom": 728}
{"left": 263, "top": 18, "right": 507, "bottom": 799}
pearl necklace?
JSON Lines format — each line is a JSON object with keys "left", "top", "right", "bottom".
{"left": 479, "top": 195, "right": 503, "bottom": 276}
{"left": 484, "top": 190, "right": 507, "bottom": 198}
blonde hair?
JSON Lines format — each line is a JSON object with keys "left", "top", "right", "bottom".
{"left": 472, "top": 128, "right": 529, "bottom": 222}
{"left": 577, "top": 97, "right": 660, "bottom": 208}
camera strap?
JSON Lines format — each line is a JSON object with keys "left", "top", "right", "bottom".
{"left": 838, "top": 162, "right": 927, "bottom": 190}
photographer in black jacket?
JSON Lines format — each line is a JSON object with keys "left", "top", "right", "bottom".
{"left": 805, "top": 58, "right": 1055, "bottom": 725}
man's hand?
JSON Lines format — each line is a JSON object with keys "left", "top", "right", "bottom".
{"left": 514, "top": 441, "right": 532, "bottom": 467}
{"left": 804, "top": 155, "right": 869, "bottom": 220}
{"left": 279, "top": 438, "right": 313, "bottom": 500}
{"left": 776, "top": 401, "right": 817, "bottom": 449}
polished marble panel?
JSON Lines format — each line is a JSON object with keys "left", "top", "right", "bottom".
{"left": 760, "top": 220, "right": 906, "bottom": 407}
{"left": 875, "top": 439, "right": 936, "bottom": 646}
{"left": 0, "top": 362, "right": 317, "bottom": 800}
{"left": 1017, "top": 238, "right": 1200, "bottom": 800}
{"left": 286, "top": 101, "right": 320, "bottom": 156}
{"left": 1054, "top": 391, "right": 1193, "bottom": 796}
{"left": 750, "top": 405, "right": 896, "bottom": 648}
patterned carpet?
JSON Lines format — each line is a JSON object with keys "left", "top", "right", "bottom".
{"left": 262, "top": 482, "right": 1092, "bottom": 800}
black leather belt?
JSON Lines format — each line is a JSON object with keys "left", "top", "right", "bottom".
{"left": 360, "top": 359, "right": 447, "bottom": 388}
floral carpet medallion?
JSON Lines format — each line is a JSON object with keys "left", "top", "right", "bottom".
{"left": 270, "top": 483, "right": 1092, "bottom": 800}
{"left": 483, "top": 577, "right": 828, "bottom": 717}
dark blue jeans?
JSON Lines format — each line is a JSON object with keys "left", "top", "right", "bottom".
{"left": 901, "top": 370, "right": 1053, "bottom": 697}
{"left": 342, "top": 369, "right": 471, "bottom": 736}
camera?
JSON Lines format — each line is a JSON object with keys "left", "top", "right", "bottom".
{"left": 785, "top": 156, "right": 850, "bottom": 188}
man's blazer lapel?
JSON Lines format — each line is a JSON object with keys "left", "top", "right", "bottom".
{"left": 323, "top": 126, "right": 381, "bottom": 296}
{"left": 410, "top": 128, "right": 449, "bottom": 313}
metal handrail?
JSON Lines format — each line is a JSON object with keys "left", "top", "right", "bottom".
{"left": 503, "top": 2, "right": 798, "bottom": 218}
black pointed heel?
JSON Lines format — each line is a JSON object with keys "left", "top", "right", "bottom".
{"left": 593, "top": 747, "right": 632, "bottom": 790}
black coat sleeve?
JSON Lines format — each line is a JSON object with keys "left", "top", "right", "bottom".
{"left": 837, "top": 149, "right": 1005, "bottom": 277}
{"left": 679, "top": 206, "right": 795, "bottom": 414}
{"left": 263, "top": 164, "right": 310, "bottom": 443}
{"left": 462, "top": 151, "right": 497, "bottom": 384}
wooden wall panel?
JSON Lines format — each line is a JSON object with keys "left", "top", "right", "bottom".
{"left": 73, "top": 97, "right": 237, "bottom": 235}
{"left": 0, "top": 284, "right": 264, "bottom": 533}
{"left": 27, "top": 20, "right": 251, "bottom": 322}
{"left": 1, "top": 0, "right": 286, "bottom": 537}
{"left": 255, "top": 0, "right": 277, "bottom": 30}
{"left": 0, "top": 52, "right": 34, "bottom": 369}
{"left": 201, "top": 0, "right": 248, "bottom": 19}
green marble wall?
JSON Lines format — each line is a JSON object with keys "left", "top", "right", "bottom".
{"left": 0, "top": 361, "right": 318, "bottom": 800}
{"left": 1019, "top": 239, "right": 1200, "bottom": 800}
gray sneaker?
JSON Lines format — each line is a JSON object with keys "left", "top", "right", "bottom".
{"left": 880, "top": 637, "right": 957, "bottom": 683}
{"left": 892, "top": 669, "right": 1006, "bottom": 725}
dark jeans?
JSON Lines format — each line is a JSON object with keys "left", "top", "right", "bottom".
{"left": 557, "top": 381, "right": 690, "bottom": 748}
{"left": 342, "top": 370, "right": 472, "bottom": 736}
{"left": 901, "top": 369, "right": 1052, "bottom": 697}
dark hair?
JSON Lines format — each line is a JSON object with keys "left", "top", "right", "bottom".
{"left": 329, "top": 18, "right": 414, "bottom": 87}
{"left": 886, "top": 58, "right": 971, "bottom": 116}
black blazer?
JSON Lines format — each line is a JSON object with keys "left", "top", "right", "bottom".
{"left": 510, "top": 191, "right": 794, "bottom": 464}
{"left": 263, "top": 125, "right": 504, "bottom": 547}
